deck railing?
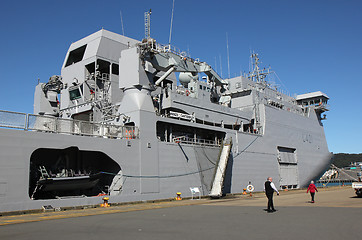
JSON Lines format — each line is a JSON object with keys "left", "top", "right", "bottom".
{"left": 172, "top": 136, "right": 221, "bottom": 147}
{"left": 0, "top": 110, "right": 138, "bottom": 139}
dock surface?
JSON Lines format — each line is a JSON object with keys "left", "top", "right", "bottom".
{"left": 0, "top": 186, "right": 361, "bottom": 239}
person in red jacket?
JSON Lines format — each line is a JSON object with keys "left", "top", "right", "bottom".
{"left": 307, "top": 180, "right": 318, "bottom": 203}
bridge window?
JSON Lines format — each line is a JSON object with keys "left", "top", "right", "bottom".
{"left": 65, "top": 45, "right": 87, "bottom": 67}
{"left": 69, "top": 88, "right": 81, "bottom": 100}
{"left": 112, "top": 63, "right": 119, "bottom": 75}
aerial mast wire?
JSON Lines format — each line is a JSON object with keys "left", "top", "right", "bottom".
{"left": 169, "top": 0, "right": 175, "bottom": 45}
{"left": 214, "top": 56, "right": 218, "bottom": 74}
{"left": 219, "top": 54, "right": 223, "bottom": 78}
{"left": 226, "top": 32, "right": 230, "bottom": 79}
{"left": 120, "top": 10, "right": 125, "bottom": 35}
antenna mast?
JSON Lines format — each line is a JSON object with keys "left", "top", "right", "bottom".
{"left": 219, "top": 54, "right": 223, "bottom": 79}
{"left": 144, "top": 9, "right": 152, "bottom": 39}
{"left": 249, "top": 53, "right": 270, "bottom": 83}
{"left": 120, "top": 10, "right": 125, "bottom": 35}
{"left": 169, "top": 0, "right": 175, "bottom": 44}
{"left": 226, "top": 32, "right": 230, "bottom": 79}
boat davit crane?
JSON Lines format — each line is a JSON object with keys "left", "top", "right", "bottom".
{"left": 139, "top": 38, "right": 228, "bottom": 89}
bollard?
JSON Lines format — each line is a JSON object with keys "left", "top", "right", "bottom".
{"left": 101, "top": 197, "right": 110, "bottom": 207}
{"left": 175, "top": 192, "right": 182, "bottom": 200}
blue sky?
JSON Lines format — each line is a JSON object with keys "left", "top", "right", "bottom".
{"left": 0, "top": 0, "right": 361, "bottom": 153}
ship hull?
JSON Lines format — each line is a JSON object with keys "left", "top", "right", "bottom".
{"left": 0, "top": 105, "right": 331, "bottom": 213}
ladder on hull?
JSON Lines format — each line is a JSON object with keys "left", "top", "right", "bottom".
{"left": 209, "top": 139, "right": 232, "bottom": 197}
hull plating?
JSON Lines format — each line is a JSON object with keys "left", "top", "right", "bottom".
{"left": 0, "top": 105, "right": 331, "bottom": 212}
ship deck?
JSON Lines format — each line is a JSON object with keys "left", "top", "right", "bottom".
{"left": 0, "top": 186, "right": 361, "bottom": 239}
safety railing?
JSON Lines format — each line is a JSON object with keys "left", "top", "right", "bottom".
{"left": 0, "top": 110, "right": 138, "bottom": 139}
{"left": 0, "top": 110, "right": 27, "bottom": 129}
{"left": 172, "top": 136, "right": 221, "bottom": 147}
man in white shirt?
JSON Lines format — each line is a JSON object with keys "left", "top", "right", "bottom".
{"left": 264, "top": 177, "right": 279, "bottom": 212}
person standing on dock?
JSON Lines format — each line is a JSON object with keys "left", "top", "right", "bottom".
{"left": 264, "top": 177, "right": 279, "bottom": 212}
{"left": 307, "top": 181, "right": 318, "bottom": 203}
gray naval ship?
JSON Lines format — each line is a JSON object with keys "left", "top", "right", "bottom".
{"left": 0, "top": 28, "right": 332, "bottom": 212}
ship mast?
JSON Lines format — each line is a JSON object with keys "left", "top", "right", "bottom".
{"left": 248, "top": 53, "right": 270, "bottom": 134}
{"left": 144, "top": 9, "right": 152, "bottom": 39}
{"left": 249, "top": 53, "right": 270, "bottom": 83}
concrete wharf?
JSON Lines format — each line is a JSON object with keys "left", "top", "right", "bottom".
{"left": 0, "top": 186, "right": 361, "bottom": 240}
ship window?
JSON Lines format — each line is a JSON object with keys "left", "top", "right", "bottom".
{"left": 112, "top": 64, "right": 119, "bottom": 75}
{"left": 69, "top": 88, "right": 82, "bottom": 100}
{"left": 200, "top": 85, "right": 202, "bottom": 90}
{"left": 65, "top": 45, "right": 87, "bottom": 67}
{"left": 50, "top": 102, "right": 58, "bottom": 107}
{"left": 97, "top": 59, "right": 110, "bottom": 74}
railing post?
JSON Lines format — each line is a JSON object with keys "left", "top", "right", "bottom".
{"left": 25, "top": 113, "right": 28, "bottom": 130}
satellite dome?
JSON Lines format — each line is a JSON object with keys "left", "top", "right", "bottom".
{"left": 179, "top": 72, "right": 198, "bottom": 87}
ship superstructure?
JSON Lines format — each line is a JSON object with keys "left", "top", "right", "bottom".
{"left": 0, "top": 28, "right": 332, "bottom": 212}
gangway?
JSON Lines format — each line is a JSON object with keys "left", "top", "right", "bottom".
{"left": 209, "top": 138, "right": 232, "bottom": 197}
